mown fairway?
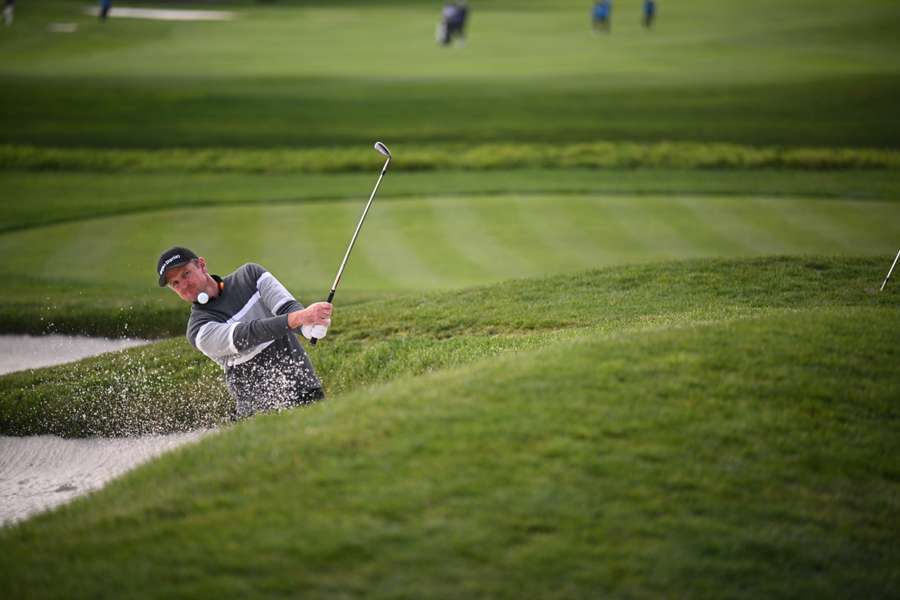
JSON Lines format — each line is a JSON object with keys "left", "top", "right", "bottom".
{"left": 2, "top": 191, "right": 899, "bottom": 292}
{"left": 2, "top": 0, "right": 900, "bottom": 148}
{"left": 1, "top": 169, "right": 898, "bottom": 337}
{"left": 1, "top": 0, "right": 899, "bottom": 598}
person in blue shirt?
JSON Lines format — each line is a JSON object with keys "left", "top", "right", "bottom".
{"left": 452, "top": 0, "right": 469, "bottom": 45}
{"left": 643, "top": 0, "right": 656, "bottom": 29}
{"left": 592, "top": 0, "right": 611, "bottom": 33}
{"left": 99, "top": 0, "right": 112, "bottom": 21}
{"left": 438, "top": 1, "right": 470, "bottom": 47}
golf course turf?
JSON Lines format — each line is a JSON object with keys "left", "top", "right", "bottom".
{"left": 1, "top": 0, "right": 899, "bottom": 597}
{"left": 1, "top": 263, "right": 898, "bottom": 596}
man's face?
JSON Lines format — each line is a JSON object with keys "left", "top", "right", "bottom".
{"left": 165, "top": 258, "right": 207, "bottom": 303}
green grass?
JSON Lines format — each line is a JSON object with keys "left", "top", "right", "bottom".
{"left": 5, "top": 142, "right": 900, "bottom": 174}
{"left": 2, "top": 256, "right": 896, "bottom": 436}
{"left": 3, "top": 168, "right": 900, "bottom": 235}
{"left": 1, "top": 257, "right": 898, "bottom": 598}
{"left": 2, "top": 0, "right": 900, "bottom": 149}
{"left": 0, "top": 183, "right": 898, "bottom": 338}
{"left": 2, "top": 1, "right": 900, "bottom": 595}
{"left": 1, "top": 0, "right": 898, "bottom": 340}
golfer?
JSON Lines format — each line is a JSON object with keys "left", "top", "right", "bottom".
{"left": 157, "top": 246, "right": 332, "bottom": 420}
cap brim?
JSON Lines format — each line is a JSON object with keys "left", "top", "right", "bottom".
{"left": 158, "top": 260, "right": 191, "bottom": 287}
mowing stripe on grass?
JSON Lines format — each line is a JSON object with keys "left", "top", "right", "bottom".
{"left": 825, "top": 198, "right": 900, "bottom": 248}
{"left": 764, "top": 197, "right": 867, "bottom": 252}
{"left": 421, "top": 195, "right": 490, "bottom": 287}
{"left": 561, "top": 196, "right": 648, "bottom": 265}
{"left": 2, "top": 194, "right": 899, "bottom": 297}
{"left": 669, "top": 195, "right": 754, "bottom": 256}
{"left": 356, "top": 198, "right": 451, "bottom": 291}
{"left": 3, "top": 170, "right": 898, "bottom": 235}
{"left": 513, "top": 195, "right": 609, "bottom": 271}
{"left": 625, "top": 196, "right": 718, "bottom": 260}
{"left": 693, "top": 197, "right": 802, "bottom": 255}
{"left": 429, "top": 196, "right": 535, "bottom": 281}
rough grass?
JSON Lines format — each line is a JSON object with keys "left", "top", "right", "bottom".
{"left": 2, "top": 256, "right": 896, "bottom": 437}
{"left": 4, "top": 142, "right": 899, "bottom": 174}
{"left": 0, "top": 263, "right": 897, "bottom": 598}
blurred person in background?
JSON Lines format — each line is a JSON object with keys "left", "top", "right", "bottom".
{"left": 3, "top": 0, "right": 14, "bottom": 26}
{"left": 451, "top": 0, "right": 469, "bottom": 46}
{"left": 592, "top": 0, "right": 611, "bottom": 33}
{"left": 99, "top": 0, "right": 112, "bottom": 21}
{"left": 438, "top": 1, "right": 469, "bottom": 47}
{"left": 643, "top": 0, "right": 656, "bottom": 29}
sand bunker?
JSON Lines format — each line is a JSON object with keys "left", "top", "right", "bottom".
{"left": 0, "top": 334, "right": 149, "bottom": 376}
{"left": 0, "top": 334, "right": 213, "bottom": 526}
{"left": 0, "top": 429, "right": 213, "bottom": 525}
{"left": 84, "top": 7, "right": 236, "bottom": 21}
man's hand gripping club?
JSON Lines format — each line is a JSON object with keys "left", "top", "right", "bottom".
{"left": 288, "top": 302, "right": 333, "bottom": 341}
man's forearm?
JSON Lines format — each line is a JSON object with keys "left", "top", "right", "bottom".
{"left": 233, "top": 315, "right": 294, "bottom": 351}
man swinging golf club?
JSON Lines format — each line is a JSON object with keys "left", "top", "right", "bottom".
{"left": 157, "top": 142, "right": 391, "bottom": 419}
{"left": 157, "top": 247, "right": 333, "bottom": 420}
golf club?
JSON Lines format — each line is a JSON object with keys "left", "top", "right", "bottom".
{"left": 880, "top": 248, "right": 900, "bottom": 292}
{"left": 310, "top": 141, "right": 392, "bottom": 345}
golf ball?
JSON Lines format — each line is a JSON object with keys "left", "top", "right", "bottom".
{"left": 197, "top": 292, "right": 209, "bottom": 304}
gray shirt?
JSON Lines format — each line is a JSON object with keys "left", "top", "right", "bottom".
{"left": 187, "top": 263, "right": 322, "bottom": 417}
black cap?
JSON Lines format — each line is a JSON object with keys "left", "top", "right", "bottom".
{"left": 157, "top": 246, "right": 198, "bottom": 287}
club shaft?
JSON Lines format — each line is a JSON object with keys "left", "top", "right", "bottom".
{"left": 310, "top": 155, "right": 390, "bottom": 346}
{"left": 330, "top": 157, "right": 390, "bottom": 292}
{"left": 880, "top": 248, "right": 900, "bottom": 291}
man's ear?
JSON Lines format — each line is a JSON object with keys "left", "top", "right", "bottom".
{"left": 197, "top": 257, "right": 208, "bottom": 273}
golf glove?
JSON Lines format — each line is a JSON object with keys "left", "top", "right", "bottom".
{"left": 301, "top": 320, "right": 330, "bottom": 340}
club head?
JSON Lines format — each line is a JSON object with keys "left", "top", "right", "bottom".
{"left": 374, "top": 141, "right": 392, "bottom": 159}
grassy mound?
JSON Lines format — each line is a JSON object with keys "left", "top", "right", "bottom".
{"left": 1, "top": 256, "right": 895, "bottom": 437}
{"left": 0, "top": 260, "right": 897, "bottom": 597}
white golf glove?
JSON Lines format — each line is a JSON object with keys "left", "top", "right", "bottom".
{"left": 301, "top": 319, "right": 330, "bottom": 340}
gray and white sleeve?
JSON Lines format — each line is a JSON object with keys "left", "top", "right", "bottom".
{"left": 193, "top": 316, "right": 296, "bottom": 358}
{"left": 231, "top": 270, "right": 305, "bottom": 349}
{"left": 257, "top": 270, "right": 304, "bottom": 316}
{"left": 232, "top": 315, "right": 294, "bottom": 350}
{"left": 192, "top": 321, "right": 238, "bottom": 359}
